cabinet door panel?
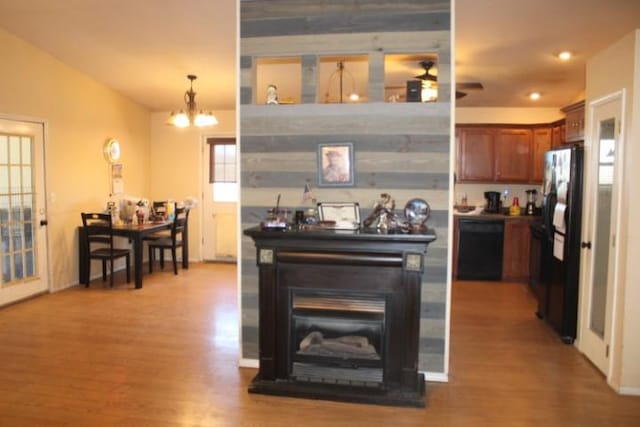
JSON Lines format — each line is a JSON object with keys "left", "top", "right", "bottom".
{"left": 503, "top": 219, "right": 531, "bottom": 281}
{"left": 495, "top": 129, "right": 532, "bottom": 182}
{"left": 457, "top": 128, "right": 495, "bottom": 181}
{"left": 531, "top": 128, "right": 551, "bottom": 183}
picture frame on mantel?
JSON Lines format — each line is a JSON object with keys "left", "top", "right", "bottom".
{"left": 317, "top": 142, "right": 354, "bottom": 187}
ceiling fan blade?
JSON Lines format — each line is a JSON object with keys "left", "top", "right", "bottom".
{"left": 456, "top": 82, "right": 484, "bottom": 90}
{"left": 456, "top": 91, "right": 468, "bottom": 99}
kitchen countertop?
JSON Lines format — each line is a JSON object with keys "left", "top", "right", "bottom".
{"left": 453, "top": 211, "right": 541, "bottom": 221}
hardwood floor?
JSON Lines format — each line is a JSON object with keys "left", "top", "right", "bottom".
{"left": 0, "top": 263, "right": 638, "bottom": 426}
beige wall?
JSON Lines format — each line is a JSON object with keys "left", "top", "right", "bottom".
{"left": 150, "top": 111, "right": 236, "bottom": 261}
{"left": 0, "top": 27, "right": 151, "bottom": 290}
{"left": 586, "top": 29, "right": 640, "bottom": 392}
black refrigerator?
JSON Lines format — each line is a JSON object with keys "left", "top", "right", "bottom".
{"left": 537, "top": 145, "right": 584, "bottom": 343}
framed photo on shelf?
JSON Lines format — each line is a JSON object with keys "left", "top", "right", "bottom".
{"left": 317, "top": 142, "right": 354, "bottom": 187}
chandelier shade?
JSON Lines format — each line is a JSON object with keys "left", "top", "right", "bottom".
{"left": 167, "top": 74, "right": 218, "bottom": 128}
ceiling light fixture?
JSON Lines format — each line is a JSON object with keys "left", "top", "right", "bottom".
{"left": 529, "top": 92, "right": 541, "bottom": 101}
{"left": 558, "top": 51, "right": 572, "bottom": 61}
{"left": 167, "top": 74, "right": 218, "bottom": 128}
{"left": 325, "top": 61, "right": 359, "bottom": 103}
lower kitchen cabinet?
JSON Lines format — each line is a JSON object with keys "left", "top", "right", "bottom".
{"left": 502, "top": 219, "right": 531, "bottom": 281}
{"left": 454, "top": 216, "right": 535, "bottom": 282}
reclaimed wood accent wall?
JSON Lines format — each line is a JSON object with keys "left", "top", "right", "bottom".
{"left": 240, "top": 0, "right": 451, "bottom": 375}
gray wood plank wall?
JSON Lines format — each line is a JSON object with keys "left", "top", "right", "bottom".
{"left": 240, "top": 0, "right": 451, "bottom": 375}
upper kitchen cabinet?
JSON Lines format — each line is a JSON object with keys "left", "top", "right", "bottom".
{"left": 531, "top": 127, "right": 552, "bottom": 182}
{"left": 562, "top": 100, "right": 585, "bottom": 143}
{"left": 456, "top": 127, "right": 495, "bottom": 181}
{"left": 456, "top": 125, "right": 542, "bottom": 184}
{"left": 494, "top": 128, "right": 532, "bottom": 183}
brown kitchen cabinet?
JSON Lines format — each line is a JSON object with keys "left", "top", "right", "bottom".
{"left": 456, "top": 125, "right": 541, "bottom": 184}
{"left": 494, "top": 128, "right": 532, "bottom": 182}
{"left": 456, "top": 127, "right": 495, "bottom": 181}
{"left": 502, "top": 219, "right": 532, "bottom": 282}
{"left": 531, "top": 127, "right": 552, "bottom": 182}
{"left": 562, "top": 100, "right": 585, "bottom": 143}
{"left": 551, "top": 120, "right": 565, "bottom": 148}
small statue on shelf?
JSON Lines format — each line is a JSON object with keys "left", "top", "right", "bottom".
{"left": 363, "top": 193, "right": 410, "bottom": 232}
{"left": 266, "top": 84, "right": 279, "bottom": 105}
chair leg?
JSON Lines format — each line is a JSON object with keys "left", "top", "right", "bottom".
{"left": 86, "top": 262, "right": 91, "bottom": 288}
{"left": 109, "top": 259, "right": 114, "bottom": 288}
{"left": 102, "top": 260, "right": 107, "bottom": 281}
{"left": 172, "top": 247, "right": 178, "bottom": 275}
{"left": 148, "top": 245, "right": 154, "bottom": 274}
{"left": 159, "top": 250, "right": 165, "bottom": 269}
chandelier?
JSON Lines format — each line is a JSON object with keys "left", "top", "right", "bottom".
{"left": 324, "top": 61, "right": 360, "bottom": 103}
{"left": 167, "top": 74, "right": 218, "bottom": 128}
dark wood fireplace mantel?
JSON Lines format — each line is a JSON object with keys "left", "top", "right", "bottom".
{"left": 244, "top": 227, "right": 437, "bottom": 407}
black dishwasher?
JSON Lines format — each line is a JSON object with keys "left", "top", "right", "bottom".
{"left": 457, "top": 219, "right": 504, "bottom": 280}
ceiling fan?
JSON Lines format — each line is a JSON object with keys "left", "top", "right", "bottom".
{"left": 416, "top": 60, "right": 484, "bottom": 99}
{"left": 456, "top": 82, "right": 484, "bottom": 99}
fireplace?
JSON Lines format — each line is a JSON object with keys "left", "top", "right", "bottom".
{"left": 244, "top": 227, "right": 436, "bottom": 407}
{"left": 290, "top": 290, "right": 386, "bottom": 387}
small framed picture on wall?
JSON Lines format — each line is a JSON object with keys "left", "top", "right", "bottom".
{"left": 317, "top": 142, "right": 354, "bottom": 187}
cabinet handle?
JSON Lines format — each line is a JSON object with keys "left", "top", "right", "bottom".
{"left": 581, "top": 241, "right": 592, "bottom": 249}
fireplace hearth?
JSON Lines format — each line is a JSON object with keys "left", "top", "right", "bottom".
{"left": 244, "top": 227, "right": 436, "bottom": 407}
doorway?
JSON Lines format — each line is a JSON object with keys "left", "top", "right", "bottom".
{"left": 578, "top": 91, "right": 624, "bottom": 377}
{"left": 0, "top": 117, "right": 49, "bottom": 306}
{"left": 202, "top": 136, "right": 237, "bottom": 262}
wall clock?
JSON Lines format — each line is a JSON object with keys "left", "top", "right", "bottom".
{"left": 103, "top": 138, "right": 121, "bottom": 163}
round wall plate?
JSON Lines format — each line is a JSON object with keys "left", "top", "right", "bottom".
{"left": 103, "top": 138, "right": 121, "bottom": 163}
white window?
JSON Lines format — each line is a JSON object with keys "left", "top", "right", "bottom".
{"left": 208, "top": 138, "right": 237, "bottom": 202}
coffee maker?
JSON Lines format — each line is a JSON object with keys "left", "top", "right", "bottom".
{"left": 484, "top": 191, "right": 501, "bottom": 213}
{"left": 525, "top": 189, "right": 538, "bottom": 215}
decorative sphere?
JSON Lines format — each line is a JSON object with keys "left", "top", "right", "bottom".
{"left": 404, "top": 198, "right": 430, "bottom": 230}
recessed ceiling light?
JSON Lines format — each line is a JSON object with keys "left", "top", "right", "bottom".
{"left": 529, "top": 92, "right": 541, "bottom": 101}
{"left": 558, "top": 51, "right": 572, "bottom": 61}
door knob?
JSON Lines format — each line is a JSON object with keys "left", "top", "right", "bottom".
{"left": 581, "top": 241, "right": 592, "bottom": 249}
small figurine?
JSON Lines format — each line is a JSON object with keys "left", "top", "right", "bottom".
{"left": 266, "top": 84, "right": 279, "bottom": 104}
{"left": 363, "top": 193, "right": 409, "bottom": 232}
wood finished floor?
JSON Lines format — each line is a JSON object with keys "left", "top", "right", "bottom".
{"left": 1, "top": 263, "right": 639, "bottom": 426}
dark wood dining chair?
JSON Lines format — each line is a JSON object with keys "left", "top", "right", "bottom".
{"left": 81, "top": 212, "right": 130, "bottom": 287}
{"left": 147, "top": 207, "right": 188, "bottom": 275}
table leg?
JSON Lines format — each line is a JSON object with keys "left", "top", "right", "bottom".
{"left": 133, "top": 234, "right": 144, "bottom": 289}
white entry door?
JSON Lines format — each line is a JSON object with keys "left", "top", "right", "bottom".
{"left": 202, "top": 136, "right": 237, "bottom": 262}
{"left": 0, "top": 117, "right": 49, "bottom": 306}
{"left": 578, "top": 92, "right": 624, "bottom": 376}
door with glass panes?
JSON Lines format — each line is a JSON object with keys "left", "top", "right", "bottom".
{"left": 0, "top": 118, "right": 49, "bottom": 306}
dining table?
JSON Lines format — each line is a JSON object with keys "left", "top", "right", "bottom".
{"left": 78, "top": 220, "right": 189, "bottom": 289}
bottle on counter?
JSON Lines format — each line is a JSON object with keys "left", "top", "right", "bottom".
{"left": 509, "top": 196, "right": 521, "bottom": 216}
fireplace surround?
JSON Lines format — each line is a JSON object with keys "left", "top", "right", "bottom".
{"left": 244, "top": 227, "right": 436, "bottom": 407}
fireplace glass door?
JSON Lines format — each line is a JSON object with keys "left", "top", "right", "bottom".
{"left": 290, "top": 290, "right": 386, "bottom": 387}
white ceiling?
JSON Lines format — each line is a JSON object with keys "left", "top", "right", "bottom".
{"left": 0, "top": 0, "right": 639, "bottom": 112}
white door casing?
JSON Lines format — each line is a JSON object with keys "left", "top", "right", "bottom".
{"left": 0, "top": 117, "right": 49, "bottom": 306}
{"left": 202, "top": 135, "right": 237, "bottom": 261}
{"left": 578, "top": 91, "right": 624, "bottom": 378}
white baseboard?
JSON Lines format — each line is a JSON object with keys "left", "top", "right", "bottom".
{"left": 423, "top": 372, "right": 449, "bottom": 383}
{"left": 239, "top": 358, "right": 259, "bottom": 369}
{"left": 619, "top": 386, "right": 640, "bottom": 396}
